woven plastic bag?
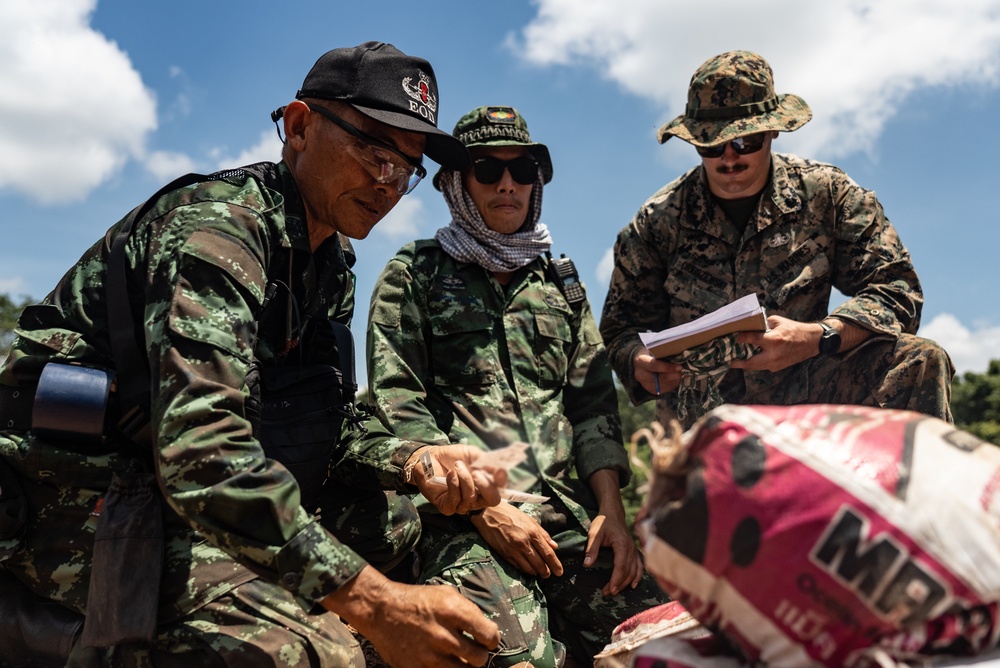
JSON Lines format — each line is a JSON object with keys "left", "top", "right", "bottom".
{"left": 638, "top": 404, "right": 1000, "bottom": 668}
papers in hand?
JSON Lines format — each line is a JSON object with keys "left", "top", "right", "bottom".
{"left": 426, "top": 441, "right": 550, "bottom": 504}
{"left": 639, "top": 293, "right": 768, "bottom": 359}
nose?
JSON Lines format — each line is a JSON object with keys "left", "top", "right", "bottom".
{"left": 495, "top": 167, "right": 517, "bottom": 192}
{"left": 718, "top": 142, "right": 741, "bottom": 164}
{"left": 371, "top": 178, "right": 395, "bottom": 197}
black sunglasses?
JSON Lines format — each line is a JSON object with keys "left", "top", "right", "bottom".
{"left": 471, "top": 156, "right": 538, "bottom": 185}
{"left": 307, "top": 104, "right": 426, "bottom": 180}
{"left": 695, "top": 133, "right": 768, "bottom": 159}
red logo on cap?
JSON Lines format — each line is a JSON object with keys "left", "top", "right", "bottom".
{"left": 403, "top": 71, "right": 438, "bottom": 119}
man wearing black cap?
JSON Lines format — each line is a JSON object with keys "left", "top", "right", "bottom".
{"left": 367, "top": 106, "right": 666, "bottom": 667}
{"left": 600, "top": 51, "right": 953, "bottom": 429}
{"left": 0, "top": 42, "right": 504, "bottom": 667}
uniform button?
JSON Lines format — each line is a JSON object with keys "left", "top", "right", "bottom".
{"left": 280, "top": 572, "right": 301, "bottom": 591}
{"left": 871, "top": 309, "right": 881, "bottom": 315}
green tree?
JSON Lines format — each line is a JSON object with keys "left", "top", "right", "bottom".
{"left": 0, "top": 292, "right": 34, "bottom": 362}
{"left": 952, "top": 359, "right": 1000, "bottom": 445}
{"left": 616, "top": 384, "right": 658, "bottom": 530}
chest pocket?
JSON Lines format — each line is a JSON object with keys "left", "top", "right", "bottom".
{"left": 429, "top": 312, "right": 497, "bottom": 389}
{"left": 534, "top": 311, "right": 572, "bottom": 388}
{"left": 759, "top": 237, "right": 830, "bottom": 308}
{"left": 663, "top": 263, "right": 733, "bottom": 326}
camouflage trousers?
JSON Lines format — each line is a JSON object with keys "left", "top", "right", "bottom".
{"left": 659, "top": 333, "right": 955, "bottom": 429}
{"left": 0, "top": 481, "right": 419, "bottom": 668}
{"left": 418, "top": 510, "right": 667, "bottom": 668}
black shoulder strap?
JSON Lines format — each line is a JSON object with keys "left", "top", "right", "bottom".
{"left": 105, "top": 163, "right": 288, "bottom": 444}
{"left": 106, "top": 172, "right": 207, "bottom": 444}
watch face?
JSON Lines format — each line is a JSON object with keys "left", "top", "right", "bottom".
{"left": 819, "top": 324, "right": 841, "bottom": 355}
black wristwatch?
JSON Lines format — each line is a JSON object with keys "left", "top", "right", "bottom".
{"left": 818, "top": 321, "right": 842, "bottom": 355}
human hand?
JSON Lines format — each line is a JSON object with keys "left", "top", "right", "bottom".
{"left": 633, "top": 348, "right": 682, "bottom": 397}
{"left": 471, "top": 501, "right": 563, "bottom": 578}
{"left": 324, "top": 566, "right": 500, "bottom": 668}
{"left": 411, "top": 445, "right": 508, "bottom": 516}
{"left": 585, "top": 510, "right": 645, "bottom": 597}
{"left": 731, "top": 314, "right": 822, "bottom": 372}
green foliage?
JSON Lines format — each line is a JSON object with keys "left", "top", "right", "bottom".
{"left": 952, "top": 359, "right": 1000, "bottom": 445}
{"left": 0, "top": 292, "right": 35, "bottom": 362}
{"left": 616, "top": 384, "right": 658, "bottom": 530}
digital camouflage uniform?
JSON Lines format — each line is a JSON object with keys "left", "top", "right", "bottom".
{"left": 367, "top": 241, "right": 666, "bottom": 667}
{"left": 600, "top": 152, "right": 954, "bottom": 428}
{"left": 0, "top": 162, "right": 425, "bottom": 666}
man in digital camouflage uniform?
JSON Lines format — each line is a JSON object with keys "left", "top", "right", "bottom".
{"left": 0, "top": 42, "right": 509, "bottom": 668}
{"left": 600, "top": 51, "right": 954, "bottom": 430}
{"left": 367, "top": 106, "right": 667, "bottom": 668}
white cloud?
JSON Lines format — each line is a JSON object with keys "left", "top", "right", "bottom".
{"left": 919, "top": 313, "right": 1000, "bottom": 375}
{"left": 512, "top": 0, "right": 1000, "bottom": 160}
{"left": 596, "top": 245, "right": 615, "bottom": 285}
{"left": 0, "top": 277, "right": 30, "bottom": 296}
{"left": 145, "top": 151, "right": 198, "bottom": 182}
{"left": 0, "top": 0, "right": 157, "bottom": 204}
{"left": 213, "top": 130, "right": 283, "bottom": 171}
{"left": 375, "top": 196, "right": 425, "bottom": 241}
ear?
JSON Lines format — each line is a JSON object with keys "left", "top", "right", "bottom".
{"left": 282, "top": 100, "right": 312, "bottom": 150}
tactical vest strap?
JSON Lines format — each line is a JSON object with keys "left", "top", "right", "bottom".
{"left": 105, "top": 163, "right": 284, "bottom": 447}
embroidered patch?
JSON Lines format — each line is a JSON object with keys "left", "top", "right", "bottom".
{"left": 402, "top": 71, "right": 437, "bottom": 122}
{"left": 441, "top": 275, "right": 465, "bottom": 290}
{"left": 486, "top": 107, "right": 518, "bottom": 124}
{"left": 542, "top": 290, "right": 565, "bottom": 309}
{"left": 767, "top": 232, "right": 791, "bottom": 248}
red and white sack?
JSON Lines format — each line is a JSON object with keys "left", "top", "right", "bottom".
{"left": 594, "top": 600, "right": 750, "bottom": 667}
{"left": 638, "top": 404, "right": 1000, "bottom": 668}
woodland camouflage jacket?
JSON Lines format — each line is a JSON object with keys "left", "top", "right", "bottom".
{"left": 601, "top": 152, "right": 923, "bottom": 407}
{"left": 0, "top": 162, "right": 421, "bottom": 620}
{"left": 367, "top": 240, "right": 629, "bottom": 529}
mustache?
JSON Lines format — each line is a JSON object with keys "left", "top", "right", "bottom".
{"left": 715, "top": 164, "right": 748, "bottom": 175}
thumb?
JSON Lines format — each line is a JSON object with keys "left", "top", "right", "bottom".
{"left": 583, "top": 515, "right": 605, "bottom": 567}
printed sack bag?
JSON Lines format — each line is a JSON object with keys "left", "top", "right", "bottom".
{"left": 595, "top": 600, "right": 749, "bottom": 667}
{"left": 638, "top": 404, "right": 1000, "bottom": 668}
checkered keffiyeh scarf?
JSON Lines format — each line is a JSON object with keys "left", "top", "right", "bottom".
{"left": 435, "top": 170, "right": 552, "bottom": 272}
{"left": 670, "top": 333, "right": 757, "bottom": 424}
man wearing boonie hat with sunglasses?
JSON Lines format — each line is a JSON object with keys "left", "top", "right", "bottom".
{"left": 367, "top": 105, "right": 667, "bottom": 667}
{"left": 0, "top": 41, "right": 513, "bottom": 668}
{"left": 600, "top": 51, "right": 953, "bottom": 429}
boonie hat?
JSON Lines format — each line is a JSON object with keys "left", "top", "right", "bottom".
{"left": 294, "top": 41, "right": 468, "bottom": 170}
{"left": 433, "top": 105, "right": 553, "bottom": 189}
{"left": 657, "top": 51, "right": 812, "bottom": 147}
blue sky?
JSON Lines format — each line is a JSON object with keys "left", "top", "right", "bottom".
{"left": 2, "top": 0, "right": 998, "bottom": 386}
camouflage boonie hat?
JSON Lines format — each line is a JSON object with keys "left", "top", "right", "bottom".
{"left": 657, "top": 51, "right": 812, "bottom": 147}
{"left": 433, "top": 105, "right": 553, "bottom": 189}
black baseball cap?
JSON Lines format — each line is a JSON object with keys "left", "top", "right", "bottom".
{"left": 295, "top": 41, "right": 469, "bottom": 170}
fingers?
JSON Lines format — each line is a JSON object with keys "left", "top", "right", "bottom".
{"left": 601, "top": 539, "right": 630, "bottom": 596}
{"left": 440, "top": 591, "right": 501, "bottom": 663}
{"left": 630, "top": 552, "right": 645, "bottom": 589}
{"left": 401, "top": 587, "right": 499, "bottom": 668}
{"left": 471, "top": 469, "right": 501, "bottom": 507}
{"left": 530, "top": 535, "right": 563, "bottom": 578}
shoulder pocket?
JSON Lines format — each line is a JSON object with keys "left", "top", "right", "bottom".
{"left": 167, "top": 229, "right": 265, "bottom": 360}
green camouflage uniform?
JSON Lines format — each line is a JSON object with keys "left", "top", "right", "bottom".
{"left": 600, "top": 152, "right": 954, "bottom": 428}
{"left": 367, "top": 240, "right": 666, "bottom": 667}
{"left": 0, "top": 163, "right": 424, "bottom": 666}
